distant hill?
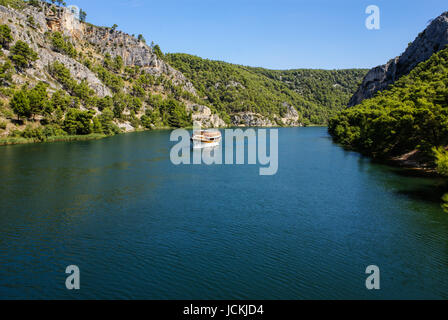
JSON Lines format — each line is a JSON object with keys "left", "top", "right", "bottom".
{"left": 166, "top": 53, "right": 367, "bottom": 126}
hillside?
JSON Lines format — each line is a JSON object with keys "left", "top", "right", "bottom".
{"left": 248, "top": 68, "right": 367, "bottom": 121}
{"left": 349, "top": 11, "right": 448, "bottom": 107}
{"left": 329, "top": 10, "right": 448, "bottom": 175}
{"left": 0, "top": 0, "right": 369, "bottom": 146}
{"left": 0, "top": 0, "right": 221, "bottom": 145}
{"left": 329, "top": 46, "right": 448, "bottom": 166}
{"left": 166, "top": 53, "right": 367, "bottom": 126}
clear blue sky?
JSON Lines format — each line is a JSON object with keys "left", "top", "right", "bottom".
{"left": 69, "top": 0, "right": 447, "bottom": 70}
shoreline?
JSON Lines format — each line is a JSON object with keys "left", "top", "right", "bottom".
{"left": 0, "top": 133, "right": 108, "bottom": 146}
{"left": 0, "top": 124, "right": 320, "bottom": 147}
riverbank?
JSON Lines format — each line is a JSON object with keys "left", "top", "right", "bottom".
{"left": 0, "top": 133, "right": 108, "bottom": 146}
{"left": 0, "top": 124, "right": 311, "bottom": 147}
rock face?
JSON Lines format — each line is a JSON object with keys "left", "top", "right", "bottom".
{"left": 231, "top": 112, "right": 275, "bottom": 127}
{"left": 186, "top": 105, "right": 226, "bottom": 128}
{"left": 82, "top": 25, "right": 196, "bottom": 94}
{"left": 0, "top": 5, "right": 111, "bottom": 97}
{"left": 279, "top": 103, "right": 302, "bottom": 126}
{"left": 349, "top": 11, "right": 448, "bottom": 107}
{"left": 0, "top": 3, "right": 197, "bottom": 97}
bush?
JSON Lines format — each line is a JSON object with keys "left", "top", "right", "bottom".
{"left": 21, "top": 125, "right": 44, "bottom": 141}
{"left": 63, "top": 108, "right": 94, "bottom": 135}
{"left": 434, "top": 147, "right": 448, "bottom": 177}
{"left": 50, "top": 32, "right": 77, "bottom": 58}
{"left": 0, "top": 60, "right": 14, "bottom": 85}
{"left": 10, "top": 40, "right": 38, "bottom": 70}
{"left": 10, "top": 89, "right": 30, "bottom": 120}
{"left": 0, "top": 24, "right": 13, "bottom": 49}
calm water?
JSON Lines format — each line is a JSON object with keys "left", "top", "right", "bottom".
{"left": 0, "top": 127, "right": 448, "bottom": 299}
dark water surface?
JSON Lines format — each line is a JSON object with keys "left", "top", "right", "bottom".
{"left": 1, "top": 127, "right": 447, "bottom": 299}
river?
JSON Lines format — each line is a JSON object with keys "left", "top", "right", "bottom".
{"left": 0, "top": 127, "right": 447, "bottom": 299}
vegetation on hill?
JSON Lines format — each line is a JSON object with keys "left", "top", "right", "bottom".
{"left": 0, "top": 0, "right": 369, "bottom": 147}
{"left": 165, "top": 53, "right": 367, "bottom": 125}
{"left": 0, "top": 0, "right": 198, "bottom": 145}
{"left": 329, "top": 46, "right": 448, "bottom": 161}
{"left": 249, "top": 68, "right": 367, "bottom": 118}
{"left": 329, "top": 46, "right": 448, "bottom": 210}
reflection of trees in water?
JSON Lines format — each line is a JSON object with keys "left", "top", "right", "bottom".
{"left": 442, "top": 194, "right": 448, "bottom": 213}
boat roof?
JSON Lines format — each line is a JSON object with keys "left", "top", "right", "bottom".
{"left": 194, "top": 130, "right": 221, "bottom": 137}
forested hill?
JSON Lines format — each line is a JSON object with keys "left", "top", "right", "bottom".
{"left": 248, "top": 68, "right": 368, "bottom": 122}
{"left": 0, "top": 0, "right": 369, "bottom": 147}
{"left": 165, "top": 53, "right": 367, "bottom": 125}
{"left": 329, "top": 46, "right": 448, "bottom": 165}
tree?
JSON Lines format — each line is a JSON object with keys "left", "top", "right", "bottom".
{"left": 137, "top": 34, "right": 146, "bottom": 43}
{"left": 51, "top": 89, "right": 71, "bottom": 111}
{"left": 114, "top": 55, "right": 123, "bottom": 72}
{"left": 28, "top": 81, "right": 49, "bottom": 119}
{"left": 434, "top": 147, "right": 448, "bottom": 176}
{"left": 10, "top": 40, "right": 38, "bottom": 70}
{"left": 63, "top": 108, "right": 94, "bottom": 135}
{"left": 111, "top": 24, "right": 118, "bottom": 31}
{"left": 99, "top": 108, "right": 119, "bottom": 135}
{"left": 0, "top": 24, "right": 13, "bottom": 49}
{"left": 79, "top": 9, "right": 87, "bottom": 23}
{"left": 152, "top": 44, "right": 164, "bottom": 60}
{"left": 50, "top": 32, "right": 77, "bottom": 58}
{"left": 10, "top": 89, "right": 31, "bottom": 120}
{"left": 0, "top": 60, "right": 14, "bottom": 85}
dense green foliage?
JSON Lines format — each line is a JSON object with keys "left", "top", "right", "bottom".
{"left": 0, "top": 24, "right": 13, "bottom": 48}
{"left": 249, "top": 68, "right": 367, "bottom": 119}
{"left": 10, "top": 40, "right": 38, "bottom": 70}
{"left": 329, "top": 46, "right": 448, "bottom": 160}
{"left": 0, "top": 59, "right": 14, "bottom": 85}
{"left": 0, "top": 0, "right": 25, "bottom": 9}
{"left": 49, "top": 31, "right": 77, "bottom": 58}
{"left": 434, "top": 147, "right": 448, "bottom": 212}
{"left": 166, "top": 53, "right": 367, "bottom": 124}
{"left": 434, "top": 147, "right": 448, "bottom": 176}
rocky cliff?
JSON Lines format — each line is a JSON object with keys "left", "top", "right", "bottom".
{"left": 0, "top": 4, "right": 111, "bottom": 97}
{"left": 348, "top": 11, "right": 448, "bottom": 107}
{"left": 0, "top": 1, "right": 227, "bottom": 138}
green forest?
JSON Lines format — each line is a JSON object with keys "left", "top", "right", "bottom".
{"left": 328, "top": 46, "right": 448, "bottom": 209}
{"left": 165, "top": 53, "right": 367, "bottom": 125}
{"left": 329, "top": 46, "right": 448, "bottom": 176}
{"left": 249, "top": 68, "right": 367, "bottom": 117}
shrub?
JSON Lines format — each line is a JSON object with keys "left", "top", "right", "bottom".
{"left": 10, "top": 40, "right": 38, "bottom": 70}
{"left": 10, "top": 89, "right": 30, "bottom": 120}
{"left": 0, "top": 24, "right": 13, "bottom": 48}
{"left": 50, "top": 32, "right": 77, "bottom": 58}
{"left": 63, "top": 108, "right": 94, "bottom": 135}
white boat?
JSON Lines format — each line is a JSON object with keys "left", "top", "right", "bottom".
{"left": 191, "top": 130, "right": 222, "bottom": 149}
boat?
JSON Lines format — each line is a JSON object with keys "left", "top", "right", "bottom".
{"left": 191, "top": 130, "right": 222, "bottom": 149}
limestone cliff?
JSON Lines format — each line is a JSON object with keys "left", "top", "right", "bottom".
{"left": 0, "top": 1, "right": 226, "bottom": 137}
{"left": 349, "top": 11, "right": 448, "bottom": 107}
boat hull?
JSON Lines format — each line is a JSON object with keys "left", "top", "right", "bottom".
{"left": 192, "top": 140, "right": 221, "bottom": 149}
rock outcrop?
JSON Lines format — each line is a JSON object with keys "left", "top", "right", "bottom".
{"left": 0, "top": 5, "right": 111, "bottom": 97}
{"left": 279, "top": 103, "right": 302, "bottom": 126}
{"left": 187, "top": 105, "right": 226, "bottom": 128}
{"left": 231, "top": 112, "right": 275, "bottom": 127}
{"left": 349, "top": 11, "right": 448, "bottom": 107}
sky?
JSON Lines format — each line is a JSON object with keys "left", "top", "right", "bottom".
{"left": 68, "top": 0, "right": 447, "bottom": 70}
